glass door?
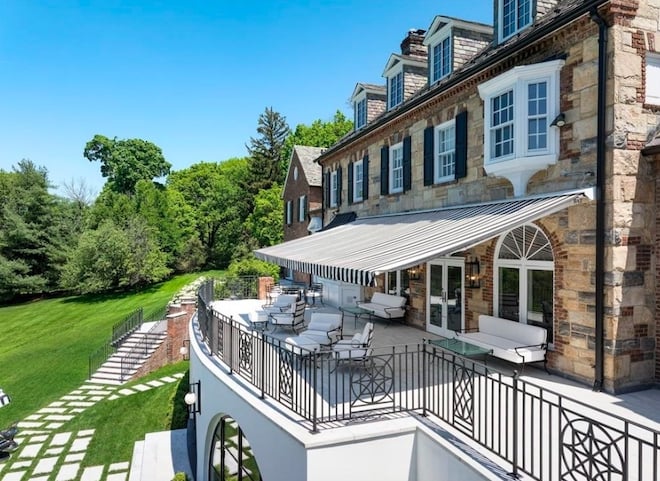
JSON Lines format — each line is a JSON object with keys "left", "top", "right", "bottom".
{"left": 427, "top": 259, "right": 464, "bottom": 337}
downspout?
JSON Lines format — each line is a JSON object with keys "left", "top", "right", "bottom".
{"left": 590, "top": 8, "right": 607, "bottom": 392}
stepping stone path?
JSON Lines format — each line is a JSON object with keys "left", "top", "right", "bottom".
{"left": 0, "top": 372, "right": 185, "bottom": 481}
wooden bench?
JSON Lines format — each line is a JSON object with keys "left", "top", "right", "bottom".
{"left": 456, "top": 315, "right": 548, "bottom": 371}
{"left": 357, "top": 292, "right": 407, "bottom": 323}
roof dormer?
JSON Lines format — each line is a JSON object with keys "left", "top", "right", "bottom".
{"left": 351, "top": 83, "right": 386, "bottom": 131}
{"left": 495, "top": 0, "right": 559, "bottom": 45}
{"left": 382, "top": 29, "right": 428, "bottom": 111}
{"left": 424, "top": 16, "right": 493, "bottom": 85}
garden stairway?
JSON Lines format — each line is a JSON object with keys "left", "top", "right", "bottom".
{"left": 128, "top": 428, "right": 193, "bottom": 481}
{"left": 89, "top": 322, "right": 167, "bottom": 385}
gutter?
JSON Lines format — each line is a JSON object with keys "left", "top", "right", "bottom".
{"left": 590, "top": 8, "right": 608, "bottom": 392}
{"left": 317, "top": 0, "right": 609, "bottom": 163}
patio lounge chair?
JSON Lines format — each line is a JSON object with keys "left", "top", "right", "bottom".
{"left": 332, "top": 322, "right": 374, "bottom": 367}
{"left": 269, "top": 300, "right": 306, "bottom": 333}
{"left": 262, "top": 294, "right": 298, "bottom": 315}
{"left": 295, "top": 312, "right": 342, "bottom": 347}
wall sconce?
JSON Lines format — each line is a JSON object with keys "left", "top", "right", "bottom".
{"left": 179, "top": 339, "right": 190, "bottom": 361}
{"left": 408, "top": 266, "right": 421, "bottom": 281}
{"left": 185, "top": 380, "right": 201, "bottom": 415}
{"left": 550, "top": 113, "right": 566, "bottom": 128}
{"left": 465, "top": 258, "right": 481, "bottom": 288}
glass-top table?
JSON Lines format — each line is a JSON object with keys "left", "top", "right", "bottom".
{"left": 339, "top": 305, "right": 373, "bottom": 328}
{"left": 428, "top": 338, "right": 492, "bottom": 360}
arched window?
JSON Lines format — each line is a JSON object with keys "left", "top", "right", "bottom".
{"left": 209, "top": 416, "right": 261, "bottom": 481}
{"left": 495, "top": 224, "right": 554, "bottom": 341}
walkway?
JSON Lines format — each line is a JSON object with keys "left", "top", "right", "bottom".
{"left": 0, "top": 373, "right": 186, "bottom": 481}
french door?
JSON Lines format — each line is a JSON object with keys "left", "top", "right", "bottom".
{"left": 426, "top": 259, "right": 464, "bottom": 337}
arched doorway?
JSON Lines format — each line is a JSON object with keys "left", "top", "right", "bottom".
{"left": 209, "top": 415, "right": 262, "bottom": 481}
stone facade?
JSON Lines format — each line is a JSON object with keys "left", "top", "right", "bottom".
{"left": 315, "top": 1, "right": 660, "bottom": 391}
{"left": 453, "top": 27, "right": 492, "bottom": 68}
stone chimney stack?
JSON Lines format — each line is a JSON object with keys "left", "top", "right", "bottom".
{"left": 401, "top": 29, "right": 427, "bottom": 59}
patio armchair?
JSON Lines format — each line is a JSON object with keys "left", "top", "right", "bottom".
{"left": 262, "top": 294, "right": 298, "bottom": 315}
{"left": 265, "top": 283, "right": 283, "bottom": 306}
{"left": 332, "top": 322, "right": 374, "bottom": 366}
{"left": 269, "top": 300, "right": 306, "bottom": 333}
{"left": 296, "top": 312, "right": 342, "bottom": 347}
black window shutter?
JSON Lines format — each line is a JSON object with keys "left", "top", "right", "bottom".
{"left": 337, "top": 167, "right": 342, "bottom": 206}
{"left": 380, "top": 145, "right": 389, "bottom": 195}
{"left": 303, "top": 194, "right": 307, "bottom": 220}
{"left": 363, "top": 155, "right": 369, "bottom": 199}
{"left": 293, "top": 198, "right": 298, "bottom": 224}
{"left": 284, "top": 201, "right": 288, "bottom": 225}
{"left": 455, "top": 110, "right": 468, "bottom": 179}
{"left": 403, "top": 136, "right": 412, "bottom": 192}
{"left": 323, "top": 171, "right": 330, "bottom": 209}
{"left": 347, "top": 161, "right": 354, "bottom": 204}
{"left": 423, "top": 126, "right": 434, "bottom": 186}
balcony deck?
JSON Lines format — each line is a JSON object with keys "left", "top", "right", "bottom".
{"left": 198, "top": 297, "right": 660, "bottom": 480}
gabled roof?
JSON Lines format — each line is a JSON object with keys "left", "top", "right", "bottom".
{"left": 382, "top": 53, "right": 427, "bottom": 76}
{"left": 317, "top": 0, "right": 607, "bottom": 166}
{"left": 290, "top": 145, "right": 324, "bottom": 187}
{"left": 423, "top": 15, "right": 493, "bottom": 45}
{"left": 351, "top": 83, "right": 386, "bottom": 101}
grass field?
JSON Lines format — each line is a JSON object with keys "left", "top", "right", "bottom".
{"left": 0, "top": 271, "right": 223, "bottom": 426}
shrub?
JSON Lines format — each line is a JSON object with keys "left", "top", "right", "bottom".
{"left": 171, "top": 472, "right": 188, "bottom": 481}
{"left": 227, "top": 257, "right": 279, "bottom": 280}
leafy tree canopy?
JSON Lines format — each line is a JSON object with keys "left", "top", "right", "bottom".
{"left": 84, "top": 134, "right": 171, "bottom": 195}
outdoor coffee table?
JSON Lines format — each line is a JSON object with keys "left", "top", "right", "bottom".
{"left": 340, "top": 305, "right": 372, "bottom": 328}
{"left": 428, "top": 338, "right": 492, "bottom": 362}
{"left": 249, "top": 310, "right": 269, "bottom": 331}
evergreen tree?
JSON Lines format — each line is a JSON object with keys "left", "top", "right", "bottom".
{"left": 246, "top": 107, "right": 290, "bottom": 192}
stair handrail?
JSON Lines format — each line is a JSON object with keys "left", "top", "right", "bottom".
{"left": 88, "top": 340, "right": 117, "bottom": 380}
{"left": 119, "top": 316, "right": 167, "bottom": 382}
{"left": 111, "top": 308, "right": 144, "bottom": 346}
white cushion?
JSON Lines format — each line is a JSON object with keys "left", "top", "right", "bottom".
{"left": 478, "top": 315, "right": 547, "bottom": 346}
{"left": 371, "top": 292, "right": 406, "bottom": 308}
{"left": 307, "top": 313, "right": 342, "bottom": 331}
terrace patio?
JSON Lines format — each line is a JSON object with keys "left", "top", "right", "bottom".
{"left": 190, "top": 283, "right": 660, "bottom": 481}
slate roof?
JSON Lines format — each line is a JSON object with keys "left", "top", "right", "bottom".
{"left": 293, "top": 145, "right": 324, "bottom": 187}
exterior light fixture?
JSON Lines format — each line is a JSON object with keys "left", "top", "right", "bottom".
{"left": 465, "top": 258, "right": 481, "bottom": 289}
{"left": 179, "top": 339, "right": 190, "bottom": 360}
{"left": 550, "top": 113, "right": 566, "bottom": 128}
{"left": 408, "top": 266, "right": 421, "bottom": 281}
{"left": 185, "top": 381, "right": 201, "bottom": 415}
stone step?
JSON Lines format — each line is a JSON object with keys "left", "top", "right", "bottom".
{"left": 128, "top": 440, "right": 144, "bottom": 481}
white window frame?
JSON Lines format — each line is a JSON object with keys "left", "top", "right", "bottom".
{"left": 354, "top": 96, "right": 367, "bottom": 129}
{"left": 646, "top": 53, "right": 660, "bottom": 104}
{"left": 478, "top": 60, "right": 564, "bottom": 196}
{"left": 354, "top": 159, "right": 364, "bottom": 202}
{"left": 388, "top": 70, "right": 404, "bottom": 110}
{"left": 389, "top": 142, "right": 404, "bottom": 194}
{"left": 298, "top": 195, "right": 306, "bottom": 222}
{"left": 434, "top": 119, "right": 456, "bottom": 183}
{"left": 493, "top": 224, "right": 554, "bottom": 341}
{"left": 499, "top": 0, "right": 532, "bottom": 42}
{"left": 285, "top": 200, "right": 292, "bottom": 225}
{"left": 330, "top": 171, "right": 338, "bottom": 208}
{"left": 431, "top": 35, "right": 452, "bottom": 84}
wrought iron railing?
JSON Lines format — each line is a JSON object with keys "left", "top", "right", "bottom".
{"left": 214, "top": 276, "right": 258, "bottom": 300}
{"left": 111, "top": 308, "right": 143, "bottom": 346}
{"left": 120, "top": 320, "right": 167, "bottom": 381}
{"left": 196, "top": 281, "right": 660, "bottom": 481}
{"left": 88, "top": 340, "right": 117, "bottom": 379}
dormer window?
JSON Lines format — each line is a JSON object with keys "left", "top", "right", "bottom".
{"left": 431, "top": 37, "right": 451, "bottom": 84}
{"left": 354, "top": 97, "right": 367, "bottom": 129}
{"left": 500, "top": 0, "right": 532, "bottom": 41}
{"left": 388, "top": 71, "right": 403, "bottom": 110}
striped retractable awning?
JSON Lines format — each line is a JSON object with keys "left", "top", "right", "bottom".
{"left": 254, "top": 189, "right": 592, "bottom": 286}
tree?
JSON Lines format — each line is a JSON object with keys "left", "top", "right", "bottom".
{"left": 246, "top": 107, "right": 290, "bottom": 191}
{"left": 281, "top": 110, "right": 353, "bottom": 169}
{"left": 84, "top": 134, "right": 171, "bottom": 195}
{"left": 244, "top": 185, "right": 283, "bottom": 247}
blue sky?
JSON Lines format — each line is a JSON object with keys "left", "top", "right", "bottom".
{"left": 0, "top": 1, "right": 492, "bottom": 196}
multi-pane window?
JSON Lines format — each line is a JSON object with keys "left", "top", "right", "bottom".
{"left": 527, "top": 82, "right": 547, "bottom": 151}
{"left": 501, "top": 0, "right": 531, "bottom": 40}
{"left": 388, "top": 71, "right": 403, "bottom": 109}
{"left": 354, "top": 160, "right": 364, "bottom": 202}
{"left": 354, "top": 97, "right": 367, "bottom": 129}
{"left": 389, "top": 143, "right": 404, "bottom": 193}
{"left": 491, "top": 90, "right": 515, "bottom": 160}
{"left": 432, "top": 36, "right": 451, "bottom": 84}
{"left": 298, "top": 195, "right": 306, "bottom": 222}
{"left": 330, "top": 171, "right": 338, "bottom": 207}
{"left": 646, "top": 53, "right": 660, "bottom": 104}
{"left": 435, "top": 121, "right": 455, "bottom": 182}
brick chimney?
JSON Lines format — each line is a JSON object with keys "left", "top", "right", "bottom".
{"left": 400, "top": 29, "right": 427, "bottom": 59}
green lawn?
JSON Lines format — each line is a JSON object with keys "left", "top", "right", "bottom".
{"left": 0, "top": 271, "right": 223, "bottom": 426}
